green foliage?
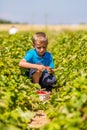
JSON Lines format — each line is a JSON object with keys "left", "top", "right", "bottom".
{"left": 0, "top": 30, "right": 87, "bottom": 130}
{"left": 0, "top": 19, "right": 20, "bottom": 24}
{"left": 0, "top": 19, "right": 12, "bottom": 24}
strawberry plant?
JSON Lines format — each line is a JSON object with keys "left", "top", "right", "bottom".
{"left": 0, "top": 30, "right": 87, "bottom": 130}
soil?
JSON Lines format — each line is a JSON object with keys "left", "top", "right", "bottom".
{"left": 28, "top": 110, "right": 50, "bottom": 128}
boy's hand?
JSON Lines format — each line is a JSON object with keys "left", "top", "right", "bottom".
{"left": 36, "top": 64, "right": 46, "bottom": 72}
{"left": 45, "top": 66, "right": 54, "bottom": 74}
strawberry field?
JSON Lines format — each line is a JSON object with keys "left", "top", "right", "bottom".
{"left": 0, "top": 30, "right": 87, "bottom": 130}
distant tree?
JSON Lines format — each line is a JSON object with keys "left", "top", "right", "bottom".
{"left": 0, "top": 19, "right": 20, "bottom": 24}
{"left": 0, "top": 19, "right": 12, "bottom": 24}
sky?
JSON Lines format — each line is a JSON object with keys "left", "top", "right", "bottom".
{"left": 0, "top": 0, "right": 87, "bottom": 25}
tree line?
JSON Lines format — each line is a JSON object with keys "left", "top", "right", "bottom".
{"left": 0, "top": 19, "right": 19, "bottom": 24}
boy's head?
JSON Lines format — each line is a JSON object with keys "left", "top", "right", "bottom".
{"left": 32, "top": 32, "right": 48, "bottom": 57}
{"left": 32, "top": 32, "right": 48, "bottom": 45}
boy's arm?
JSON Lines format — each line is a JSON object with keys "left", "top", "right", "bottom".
{"left": 19, "top": 59, "right": 46, "bottom": 72}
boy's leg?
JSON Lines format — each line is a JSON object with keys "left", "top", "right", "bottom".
{"left": 25, "top": 68, "right": 43, "bottom": 84}
{"left": 32, "top": 70, "right": 42, "bottom": 83}
{"left": 39, "top": 73, "right": 57, "bottom": 91}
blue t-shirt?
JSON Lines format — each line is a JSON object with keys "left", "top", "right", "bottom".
{"left": 24, "top": 49, "right": 54, "bottom": 68}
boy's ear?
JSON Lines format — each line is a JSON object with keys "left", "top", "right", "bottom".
{"left": 33, "top": 44, "right": 35, "bottom": 48}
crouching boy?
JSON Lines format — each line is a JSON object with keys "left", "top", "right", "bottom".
{"left": 19, "top": 32, "right": 56, "bottom": 91}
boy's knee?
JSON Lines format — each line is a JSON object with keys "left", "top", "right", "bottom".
{"left": 37, "top": 70, "right": 42, "bottom": 74}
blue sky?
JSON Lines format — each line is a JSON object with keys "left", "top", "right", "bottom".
{"left": 0, "top": 0, "right": 87, "bottom": 24}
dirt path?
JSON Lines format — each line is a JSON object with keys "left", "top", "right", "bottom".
{"left": 28, "top": 110, "right": 50, "bottom": 128}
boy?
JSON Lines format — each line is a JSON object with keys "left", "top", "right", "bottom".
{"left": 19, "top": 32, "right": 56, "bottom": 91}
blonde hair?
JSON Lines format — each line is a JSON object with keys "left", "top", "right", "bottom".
{"left": 32, "top": 32, "right": 48, "bottom": 45}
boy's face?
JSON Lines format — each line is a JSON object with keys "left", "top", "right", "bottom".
{"left": 34, "top": 42, "right": 47, "bottom": 57}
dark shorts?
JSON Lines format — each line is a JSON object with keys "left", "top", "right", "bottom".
{"left": 25, "top": 68, "right": 57, "bottom": 91}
